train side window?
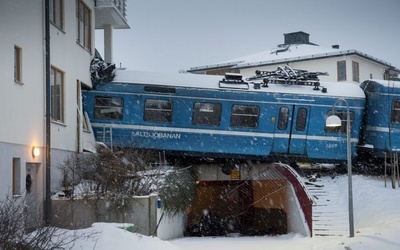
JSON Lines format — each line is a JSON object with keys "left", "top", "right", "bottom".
{"left": 144, "top": 99, "right": 173, "bottom": 123}
{"left": 230, "top": 105, "right": 259, "bottom": 128}
{"left": 278, "top": 107, "right": 289, "bottom": 130}
{"left": 324, "top": 110, "right": 354, "bottom": 133}
{"left": 296, "top": 108, "right": 307, "bottom": 131}
{"left": 391, "top": 100, "right": 400, "bottom": 123}
{"left": 192, "top": 102, "right": 221, "bottom": 126}
{"left": 94, "top": 96, "right": 123, "bottom": 120}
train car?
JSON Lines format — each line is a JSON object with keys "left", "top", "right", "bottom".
{"left": 82, "top": 68, "right": 366, "bottom": 164}
{"left": 359, "top": 79, "right": 400, "bottom": 162}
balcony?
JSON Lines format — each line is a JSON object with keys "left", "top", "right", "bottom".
{"left": 95, "top": 0, "right": 130, "bottom": 29}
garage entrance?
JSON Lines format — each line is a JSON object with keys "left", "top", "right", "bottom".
{"left": 185, "top": 163, "right": 313, "bottom": 237}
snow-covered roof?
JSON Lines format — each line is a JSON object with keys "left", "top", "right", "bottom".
{"left": 112, "top": 69, "right": 365, "bottom": 99}
{"left": 189, "top": 44, "right": 398, "bottom": 71}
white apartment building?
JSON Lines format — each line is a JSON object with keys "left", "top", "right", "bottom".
{"left": 0, "top": 0, "right": 129, "bottom": 225}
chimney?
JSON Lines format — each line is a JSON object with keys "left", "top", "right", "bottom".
{"left": 284, "top": 31, "right": 310, "bottom": 45}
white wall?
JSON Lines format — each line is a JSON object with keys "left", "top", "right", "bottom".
{"left": 0, "top": 0, "right": 46, "bottom": 199}
{"left": 286, "top": 185, "right": 311, "bottom": 236}
{"left": 0, "top": 0, "right": 96, "bottom": 200}
{"left": 239, "top": 55, "right": 388, "bottom": 84}
{"left": 50, "top": 0, "right": 95, "bottom": 152}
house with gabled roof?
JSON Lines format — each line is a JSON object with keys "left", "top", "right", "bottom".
{"left": 188, "top": 31, "right": 400, "bottom": 83}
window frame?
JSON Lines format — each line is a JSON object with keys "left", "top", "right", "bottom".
{"left": 14, "top": 45, "right": 22, "bottom": 83}
{"left": 144, "top": 99, "right": 173, "bottom": 123}
{"left": 230, "top": 104, "right": 260, "bottom": 128}
{"left": 337, "top": 60, "right": 347, "bottom": 81}
{"left": 352, "top": 61, "right": 359, "bottom": 82}
{"left": 94, "top": 96, "right": 124, "bottom": 120}
{"left": 192, "top": 102, "right": 222, "bottom": 126}
{"left": 50, "top": 0, "right": 64, "bottom": 30}
{"left": 76, "top": 0, "right": 92, "bottom": 51}
{"left": 391, "top": 100, "right": 400, "bottom": 124}
{"left": 50, "top": 66, "right": 65, "bottom": 122}
{"left": 324, "top": 110, "right": 354, "bottom": 133}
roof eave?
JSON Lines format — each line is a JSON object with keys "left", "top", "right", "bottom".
{"left": 233, "top": 50, "right": 400, "bottom": 72}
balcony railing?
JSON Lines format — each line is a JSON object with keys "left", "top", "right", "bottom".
{"left": 111, "top": 0, "right": 127, "bottom": 18}
{"left": 95, "top": 0, "right": 129, "bottom": 29}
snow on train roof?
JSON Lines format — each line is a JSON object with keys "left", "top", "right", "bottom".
{"left": 113, "top": 69, "right": 365, "bottom": 99}
{"left": 364, "top": 79, "right": 400, "bottom": 88}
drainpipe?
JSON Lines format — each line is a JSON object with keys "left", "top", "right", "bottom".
{"left": 44, "top": 0, "right": 52, "bottom": 225}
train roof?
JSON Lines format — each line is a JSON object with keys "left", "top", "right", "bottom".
{"left": 111, "top": 69, "right": 365, "bottom": 99}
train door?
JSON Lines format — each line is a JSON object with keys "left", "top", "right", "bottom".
{"left": 272, "top": 105, "right": 309, "bottom": 155}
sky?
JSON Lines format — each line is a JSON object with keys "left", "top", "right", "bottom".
{"left": 95, "top": 0, "right": 400, "bottom": 73}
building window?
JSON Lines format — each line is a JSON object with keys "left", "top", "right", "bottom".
{"left": 76, "top": 0, "right": 91, "bottom": 51}
{"left": 50, "top": 0, "right": 64, "bottom": 30}
{"left": 12, "top": 158, "right": 21, "bottom": 196}
{"left": 94, "top": 96, "right": 123, "bottom": 120}
{"left": 337, "top": 61, "right": 347, "bottom": 81}
{"left": 352, "top": 61, "right": 359, "bottom": 82}
{"left": 14, "top": 46, "right": 22, "bottom": 82}
{"left": 370, "top": 73, "right": 373, "bottom": 79}
{"left": 325, "top": 110, "right": 354, "bottom": 133}
{"left": 230, "top": 105, "right": 259, "bottom": 128}
{"left": 144, "top": 99, "right": 173, "bottom": 123}
{"left": 51, "top": 66, "right": 64, "bottom": 122}
{"left": 192, "top": 102, "right": 221, "bottom": 126}
{"left": 391, "top": 100, "right": 400, "bottom": 123}
{"left": 295, "top": 108, "right": 307, "bottom": 131}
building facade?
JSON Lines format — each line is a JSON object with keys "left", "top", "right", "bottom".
{"left": 188, "top": 31, "right": 400, "bottom": 83}
{"left": 0, "top": 0, "right": 128, "bottom": 225}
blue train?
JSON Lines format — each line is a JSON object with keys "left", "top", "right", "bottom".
{"left": 82, "top": 67, "right": 399, "bottom": 166}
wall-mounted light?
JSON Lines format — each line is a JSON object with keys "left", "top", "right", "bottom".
{"left": 32, "top": 146, "right": 40, "bottom": 158}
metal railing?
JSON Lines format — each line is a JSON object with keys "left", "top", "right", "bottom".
{"left": 96, "top": 0, "right": 127, "bottom": 18}
{"left": 113, "top": 0, "right": 127, "bottom": 18}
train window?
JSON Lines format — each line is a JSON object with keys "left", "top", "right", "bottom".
{"left": 94, "top": 97, "right": 123, "bottom": 120}
{"left": 324, "top": 111, "right": 354, "bottom": 133}
{"left": 192, "top": 102, "right": 221, "bottom": 126}
{"left": 144, "top": 99, "right": 173, "bottom": 123}
{"left": 391, "top": 100, "right": 400, "bottom": 123}
{"left": 230, "top": 105, "right": 259, "bottom": 128}
{"left": 278, "top": 107, "right": 289, "bottom": 130}
{"left": 296, "top": 108, "right": 307, "bottom": 131}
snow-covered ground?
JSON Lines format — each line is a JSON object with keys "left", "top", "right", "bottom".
{"left": 66, "top": 175, "right": 400, "bottom": 250}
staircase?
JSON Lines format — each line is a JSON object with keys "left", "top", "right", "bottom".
{"left": 305, "top": 176, "right": 350, "bottom": 237}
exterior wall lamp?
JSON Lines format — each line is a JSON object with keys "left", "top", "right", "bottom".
{"left": 32, "top": 146, "right": 40, "bottom": 158}
{"left": 325, "top": 97, "right": 355, "bottom": 238}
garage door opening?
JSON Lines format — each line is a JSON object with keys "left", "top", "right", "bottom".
{"left": 184, "top": 163, "right": 313, "bottom": 237}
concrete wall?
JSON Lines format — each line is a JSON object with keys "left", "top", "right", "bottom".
{"left": 156, "top": 209, "right": 185, "bottom": 240}
{"left": 286, "top": 185, "right": 310, "bottom": 236}
{"left": 52, "top": 195, "right": 158, "bottom": 236}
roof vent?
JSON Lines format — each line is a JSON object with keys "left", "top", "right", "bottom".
{"left": 332, "top": 45, "right": 340, "bottom": 49}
